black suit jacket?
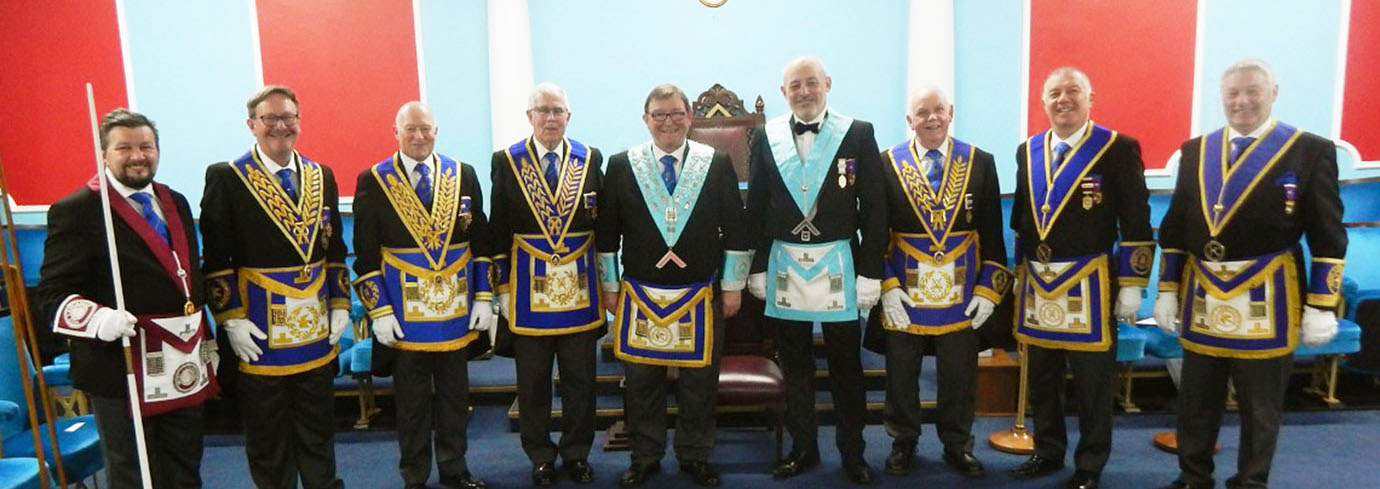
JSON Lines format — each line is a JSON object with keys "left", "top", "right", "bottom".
{"left": 745, "top": 116, "right": 888, "bottom": 278}
{"left": 36, "top": 183, "right": 204, "bottom": 399}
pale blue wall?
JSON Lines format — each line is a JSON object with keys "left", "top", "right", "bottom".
{"left": 417, "top": 0, "right": 494, "bottom": 200}
{"left": 954, "top": 0, "right": 1026, "bottom": 193}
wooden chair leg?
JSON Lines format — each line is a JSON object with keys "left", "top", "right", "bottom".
{"left": 1304, "top": 355, "right": 1344, "bottom": 407}
{"left": 1117, "top": 363, "right": 1140, "bottom": 413}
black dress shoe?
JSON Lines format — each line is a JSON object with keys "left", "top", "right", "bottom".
{"left": 532, "top": 461, "right": 557, "bottom": 486}
{"left": 843, "top": 457, "right": 874, "bottom": 485}
{"left": 442, "top": 472, "right": 488, "bottom": 489}
{"left": 1064, "top": 470, "right": 1099, "bottom": 489}
{"left": 942, "top": 450, "right": 985, "bottom": 477}
{"left": 680, "top": 461, "right": 722, "bottom": 487}
{"left": 618, "top": 462, "right": 660, "bottom": 488}
{"left": 771, "top": 451, "right": 820, "bottom": 478}
{"left": 1009, "top": 455, "right": 1064, "bottom": 478}
{"left": 566, "top": 459, "right": 595, "bottom": 484}
{"left": 883, "top": 448, "right": 914, "bottom": 475}
{"left": 1157, "top": 481, "right": 1212, "bottom": 489}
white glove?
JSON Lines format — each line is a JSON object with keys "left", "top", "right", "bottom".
{"left": 965, "top": 296, "right": 996, "bottom": 329}
{"left": 1153, "top": 292, "right": 1181, "bottom": 335}
{"left": 496, "top": 293, "right": 511, "bottom": 321}
{"left": 1300, "top": 306, "right": 1338, "bottom": 347}
{"left": 223, "top": 318, "right": 266, "bottom": 362}
{"left": 880, "top": 288, "right": 914, "bottom": 329}
{"left": 92, "top": 307, "right": 137, "bottom": 342}
{"left": 856, "top": 276, "right": 881, "bottom": 311}
{"left": 329, "top": 309, "right": 350, "bottom": 345}
{"left": 748, "top": 272, "right": 767, "bottom": 300}
{"left": 372, "top": 314, "right": 405, "bottom": 347}
{"left": 469, "top": 300, "right": 495, "bottom": 332}
{"left": 1115, "top": 286, "right": 1144, "bottom": 324}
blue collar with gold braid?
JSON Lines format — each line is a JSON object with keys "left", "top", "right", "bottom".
{"left": 230, "top": 149, "right": 325, "bottom": 264}
{"left": 1026, "top": 122, "right": 1117, "bottom": 242}
{"left": 1198, "top": 121, "right": 1302, "bottom": 238}
{"left": 503, "top": 137, "right": 592, "bottom": 255}
{"left": 370, "top": 153, "right": 464, "bottom": 269}
{"left": 887, "top": 136, "right": 975, "bottom": 245}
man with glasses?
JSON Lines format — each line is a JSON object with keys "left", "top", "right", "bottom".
{"left": 353, "top": 101, "right": 494, "bottom": 489}
{"left": 597, "top": 83, "right": 750, "bottom": 488}
{"left": 745, "top": 56, "right": 887, "bottom": 484}
{"left": 201, "top": 85, "right": 349, "bottom": 489}
{"left": 488, "top": 82, "right": 603, "bottom": 486}
{"left": 1009, "top": 67, "right": 1153, "bottom": 489}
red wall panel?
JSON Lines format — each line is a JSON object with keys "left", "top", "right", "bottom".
{"left": 0, "top": 0, "right": 128, "bottom": 205}
{"left": 1341, "top": 0, "right": 1380, "bottom": 163}
{"left": 255, "top": 0, "right": 420, "bottom": 197}
{"left": 1027, "top": 0, "right": 1197, "bottom": 170}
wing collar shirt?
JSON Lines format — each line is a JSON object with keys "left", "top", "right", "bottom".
{"left": 792, "top": 108, "right": 828, "bottom": 162}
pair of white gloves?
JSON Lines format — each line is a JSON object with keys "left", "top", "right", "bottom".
{"left": 1152, "top": 292, "right": 1338, "bottom": 347}
{"left": 746, "top": 272, "right": 885, "bottom": 309}
{"left": 371, "top": 300, "right": 497, "bottom": 347}
{"left": 222, "top": 309, "right": 351, "bottom": 362}
{"left": 747, "top": 272, "right": 981, "bottom": 324}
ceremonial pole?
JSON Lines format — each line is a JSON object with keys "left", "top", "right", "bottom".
{"left": 86, "top": 83, "right": 155, "bottom": 489}
{"left": 988, "top": 342, "right": 1034, "bottom": 454}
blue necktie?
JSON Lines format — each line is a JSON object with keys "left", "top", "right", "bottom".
{"left": 543, "top": 152, "right": 560, "bottom": 192}
{"left": 1229, "top": 136, "right": 1255, "bottom": 168}
{"left": 414, "top": 163, "right": 433, "bottom": 208}
{"left": 1052, "top": 142, "right": 1073, "bottom": 168}
{"left": 923, "top": 149, "right": 943, "bottom": 193}
{"left": 129, "top": 192, "right": 169, "bottom": 245}
{"left": 660, "top": 154, "right": 678, "bottom": 194}
{"left": 276, "top": 168, "right": 298, "bottom": 202}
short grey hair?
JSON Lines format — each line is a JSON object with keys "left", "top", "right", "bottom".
{"left": 1041, "top": 66, "right": 1093, "bottom": 98}
{"left": 907, "top": 85, "right": 952, "bottom": 112}
{"left": 527, "top": 82, "right": 569, "bottom": 111}
{"left": 1221, "top": 58, "right": 1276, "bottom": 89}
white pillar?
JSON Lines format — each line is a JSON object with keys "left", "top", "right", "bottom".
{"left": 905, "top": 0, "right": 955, "bottom": 111}
{"left": 487, "top": 0, "right": 534, "bottom": 149}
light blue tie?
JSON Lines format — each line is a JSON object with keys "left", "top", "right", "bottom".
{"left": 923, "top": 149, "right": 943, "bottom": 193}
{"left": 275, "top": 168, "right": 298, "bottom": 202}
{"left": 1229, "top": 136, "right": 1255, "bottom": 168}
{"left": 129, "top": 192, "right": 169, "bottom": 245}
{"left": 543, "top": 152, "right": 560, "bottom": 192}
{"left": 414, "top": 163, "right": 432, "bottom": 208}
{"left": 1052, "top": 142, "right": 1073, "bottom": 168}
{"left": 659, "top": 154, "right": 678, "bottom": 194}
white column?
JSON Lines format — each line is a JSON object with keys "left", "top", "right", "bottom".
{"left": 487, "top": 0, "right": 534, "bottom": 149}
{"left": 905, "top": 0, "right": 954, "bottom": 110}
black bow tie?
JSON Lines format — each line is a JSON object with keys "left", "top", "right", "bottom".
{"left": 793, "top": 121, "right": 820, "bottom": 135}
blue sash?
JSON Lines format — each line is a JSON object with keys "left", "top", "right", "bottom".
{"left": 613, "top": 277, "right": 715, "bottom": 367}
{"left": 1026, "top": 123, "right": 1117, "bottom": 241}
{"left": 885, "top": 231, "right": 978, "bottom": 334}
{"left": 1014, "top": 253, "right": 1113, "bottom": 351}
{"left": 765, "top": 238, "right": 857, "bottom": 322}
{"left": 1179, "top": 250, "right": 1299, "bottom": 358}
{"left": 237, "top": 261, "right": 338, "bottom": 375}
{"left": 626, "top": 140, "right": 714, "bottom": 247}
{"left": 887, "top": 137, "right": 976, "bottom": 241}
{"left": 765, "top": 111, "right": 853, "bottom": 216}
{"left": 503, "top": 137, "right": 592, "bottom": 256}
{"left": 370, "top": 153, "right": 465, "bottom": 269}
{"left": 508, "top": 231, "right": 603, "bottom": 335}
{"left": 1198, "top": 122, "right": 1303, "bottom": 236}
{"left": 229, "top": 149, "right": 326, "bottom": 263}
{"left": 379, "top": 243, "right": 480, "bottom": 351}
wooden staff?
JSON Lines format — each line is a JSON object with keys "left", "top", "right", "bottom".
{"left": 86, "top": 83, "right": 155, "bottom": 489}
{"left": 989, "top": 266, "right": 1034, "bottom": 454}
{"left": 0, "top": 156, "right": 60, "bottom": 489}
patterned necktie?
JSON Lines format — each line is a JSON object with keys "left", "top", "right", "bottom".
{"left": 543, "top": 152, "right": 560, "bottom": 192}
{"left": 276, "top": 168, "right": 298, "bottom": 202}
{"left": 1229, "top": 136, "right": 1255, "bottom": 169}
{"left": 923, "top": 149, "right": 944, "bottom": 193}
{"left": 1052, "top": 142, "right": 1073, "bottom": 169}
{"left": 414, "top": 162, "right": 433, "bottom": 208}
{"left": 660, "top": 154, "right": 678, "bottom": 194}
{"left": 129, "top": 192, "right": 169, "bottom": 245}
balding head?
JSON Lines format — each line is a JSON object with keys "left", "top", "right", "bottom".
{"left": 781, "top": 56, "right": 832, "bottom": 121}
{"left": 394, "top": 101, "right": 438, "bottom": 161}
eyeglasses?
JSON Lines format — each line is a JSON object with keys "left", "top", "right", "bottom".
{"left": 256, "top": 114, "right": 300, "bottom": 126}
{"left": 648, "top": 111, "right": 688, "bottom": 122}
{"left": 529, "top": 106, "right": 568, "bottom": 117}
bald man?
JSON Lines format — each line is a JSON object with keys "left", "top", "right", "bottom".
{"left": 745, "top": 56, "right": 887, "bottom": 484}
{"left": 866, "top": 87, "right": 1008, "bottom": 478}
{"left": 352, "top": 101, "right": 495, "bottom": 489}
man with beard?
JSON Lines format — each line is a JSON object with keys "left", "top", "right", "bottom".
{"left": 353, "top": 101, "right": 494, "bottom": 489}
{"left": 38, "top": 108, "right": 219, "bottom": 488}
{"left": 201, "top": 85, "right": 349, "bottom": 489}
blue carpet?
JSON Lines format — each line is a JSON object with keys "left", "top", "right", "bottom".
{"left": 196, "top": 407, "right": 1380, "bottom": 488}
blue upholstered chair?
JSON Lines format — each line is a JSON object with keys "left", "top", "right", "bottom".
{"left": 0, "top": 317, "right": 102, "bottom": 487}
{"left": 0, "top": 401, "right": 53, "bottom": 489}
